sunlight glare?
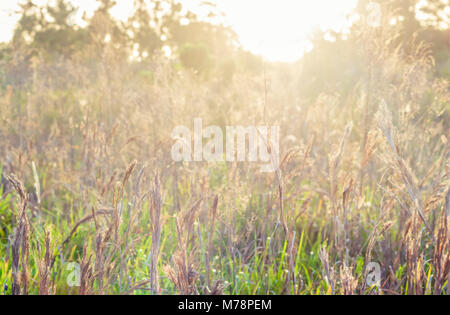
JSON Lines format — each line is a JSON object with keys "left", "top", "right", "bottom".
{"left": 0, "top": 0, "right": 358, "bottom": 62}
{"left": 213, "top": 0, "right": 358, "bottom": 62}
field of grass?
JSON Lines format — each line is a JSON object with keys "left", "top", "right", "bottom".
{"left": 0, "top": 10, "right": 449, "bottom": 295}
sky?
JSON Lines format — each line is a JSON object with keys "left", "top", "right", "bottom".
{"left": 0, "top": 0, "right": 358, "bottom": 62}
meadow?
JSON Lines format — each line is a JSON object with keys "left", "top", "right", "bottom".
{"left": 0, "top": 0, "right": 449, "bottom": 295}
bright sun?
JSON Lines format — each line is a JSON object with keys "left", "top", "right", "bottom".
{"left": 211, "top": 0, "right": 358, "bottom": 62}
{"left": 0, "top": 0, "right": 358, "bottom": 62}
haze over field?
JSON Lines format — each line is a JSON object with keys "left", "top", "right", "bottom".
{"left": 0, "top": 0, "right": 448, "bottom": 296}
{"left": 2, "top": 0, "right": 358, "bottom": 61}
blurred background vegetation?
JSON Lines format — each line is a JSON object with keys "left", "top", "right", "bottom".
{"left": 0, "top": 0, "right": 448, "bottom": 88}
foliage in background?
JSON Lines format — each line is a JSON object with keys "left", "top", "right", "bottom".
{"left": 0, "top": 0, "right": 448, "bottom": 295}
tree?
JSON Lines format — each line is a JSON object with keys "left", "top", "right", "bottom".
{"left": 13, "top": 0, "right": 88, "bottom": 59}
{"left": 418, "top": 0, "right": 449, "bottom": 28}
{"left": 125, "top": 0, "right": 163, "bottom": 60}
{"left": 86, "top": 0, "right": 128, "bottom": 59}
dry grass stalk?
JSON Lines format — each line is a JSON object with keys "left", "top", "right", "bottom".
{"left": 319, "top": 247, "right": 335, "bottom": 295}
{"left": 79, "top": 246, "right": 94, "bottom": 295}
{"left": 328, "top": 122, "right": 353, "bottom": 253}
{"left": 7, "top": 174, "right": 30, "bottom": 295}
{"left": 164, "top": 251, "right": 199, "bottom": 295}
{"left": 285, "top": 230, "right": 297, "bottom": 294}
{"left": 120, "top": 164, "right": 146, "bottom": 292}
{"left": 164, "top": 199, "right": 203, "bottom": 294}
{"left": 149, "top": 174, "right": 163, "bottom": 294}
{"left": 207, "top": 280, "right": 225, "bottom": 295}
{"left": 205, "top": 195, "right": 218, "bottom": 289}
{"left": 433, "top": 207, "right": 449, "bottom": 295}
{"left": 377, "top": 100, "right": 434, "bottom": 239}
{"left": 37, "top": 229, "right": 54, "bottom": 295}
{"left": 31, "top": 161, "right": 41, "bottom": 205}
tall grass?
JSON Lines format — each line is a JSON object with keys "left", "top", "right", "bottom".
{"left": 0, "top": 19, "right": 448, "bottom": 295}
